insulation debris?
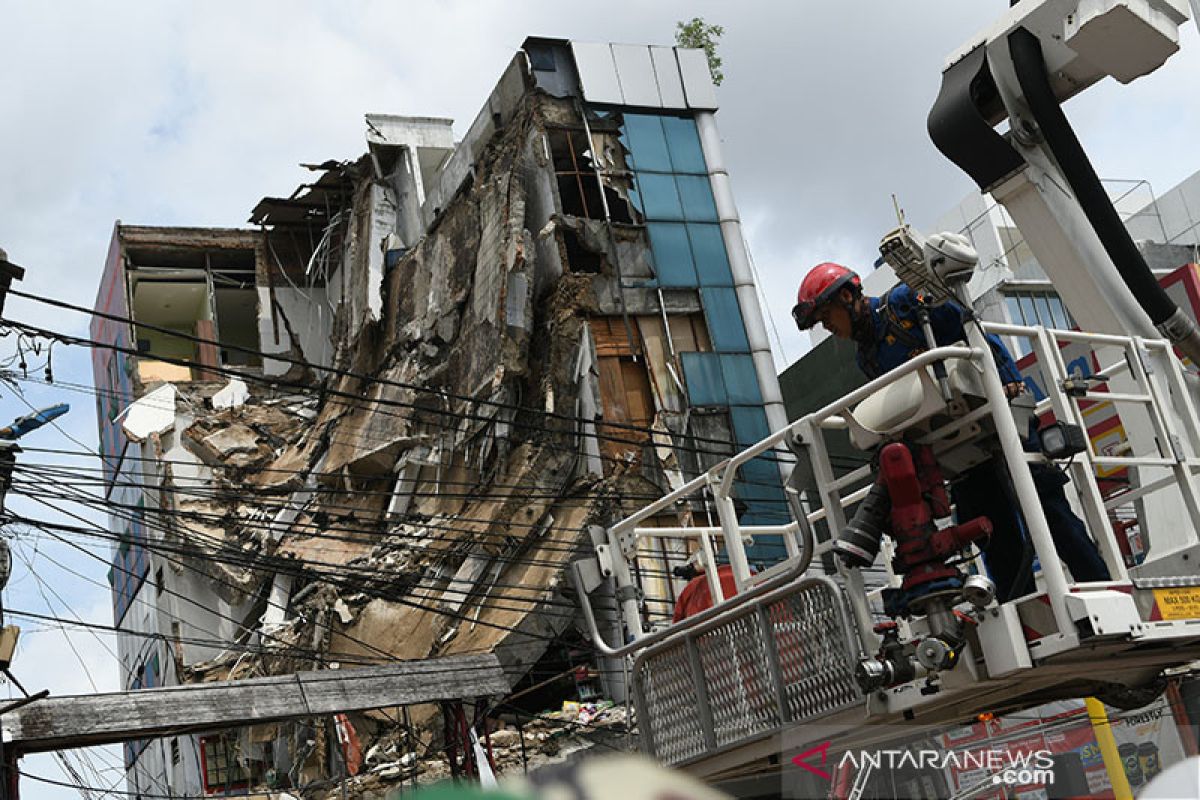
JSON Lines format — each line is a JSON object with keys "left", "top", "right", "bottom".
{"left": 119, "top": 383, "right": 177, "bottom": 442}
{"left": 212, "top": 378, "right": 250, "bottom": 409}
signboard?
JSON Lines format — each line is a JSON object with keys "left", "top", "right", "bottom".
{"left": 1152, "top": 587, "right": 1200, "bottom": 620}
{"left": 939, "top": 697, "right": 1187, "bottom": 797}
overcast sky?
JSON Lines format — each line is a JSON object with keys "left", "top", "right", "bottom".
{"left": 1, "top": 2, "right": 1198, "bottom": 796}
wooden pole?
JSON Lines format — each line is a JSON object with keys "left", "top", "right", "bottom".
{"left": 1, "top": 653, "right": 508, "bottom": 755}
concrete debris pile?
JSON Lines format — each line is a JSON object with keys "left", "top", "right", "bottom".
{"left": 95, "top": 38, "right": 782, "bottom": 798}
{"left": 308, "top": 703, "right": 631, "bottom": 799}
{"left": 120, "top": 82, "right": 647, "bottom": 793}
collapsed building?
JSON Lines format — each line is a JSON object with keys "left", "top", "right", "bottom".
{"left": 89, "top": 38, "right": 790, "bottom": 798}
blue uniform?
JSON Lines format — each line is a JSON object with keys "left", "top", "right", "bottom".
{"left": 854, "top": 284, "right": 1110, "bottom": 599}
{"left": 855, "top": 284, "right": 1022, "bottom": 382}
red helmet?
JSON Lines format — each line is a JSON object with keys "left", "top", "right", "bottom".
{"left": 792, "top": 262, "right": 862, "bottom": 330}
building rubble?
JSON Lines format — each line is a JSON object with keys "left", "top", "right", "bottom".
{"left": 92, "top": 38, "right": 788, "bottom": 797}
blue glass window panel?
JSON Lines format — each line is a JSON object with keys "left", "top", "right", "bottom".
{"left": 745, "top": 536, "right": 789, "bottom": 562}
{"left": 741, "top": 458, "right": 779, "bottom": 487}
{"left": 720, "top": 354, "right": 762, "bottom": 405}
{"left": 681, "top": 352, "right": 727, "bottom": 406}
{"left": 1005, "top": 295, "right": 1023, "bottom": 325}
{"left": 676, "top": 175, "right": 718, "bottom": 221}
{"left": 637, "top": 172, "right": 684, "bottom": 220}
{"left": 646, "top": 223, "right": 697, "bottom": 286}
{"left": 626, "top": 178, "right": 645, "bottom": 217}
{"left": 730, "top": 406, "right": 771, "bottom": 448}
{"left": 687, "top": 223, "right": 733, "bottom": 285}
{"left": 701, "top": 287, "right": 750, "bottom": 352}
{"left": 622, "top": 114, "right": 671, "bottom": 172}
{"left": 662, "top": 116, "right": 706, "bottom": 173}
{"left": 1017, "top": 294, "right": 1039, "bottom": 327}
{"left": 738, "top": 477, "right": 783, "bottom": 507}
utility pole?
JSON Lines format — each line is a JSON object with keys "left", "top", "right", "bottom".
{"left": 1, "top": 653, "right": 508, "bottom": 753}
{"left": 0, "top": 249, "right": 68, "bottom": 799}
{"left": 0, "top": 245, "right": 24, "bottom": 800}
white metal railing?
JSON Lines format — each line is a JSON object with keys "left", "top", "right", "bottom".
{"left": 983, "top": 321, "right": 1200, "bottom": 573}
{"left": 578, "top": 345, "right": 983, "bottom": 657}
{"left": 580, "top": 321, "right": 1200, "bottom": 660}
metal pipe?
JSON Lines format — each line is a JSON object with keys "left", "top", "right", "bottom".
{"left": 572, "top": 535, "right": 816, "bottom": 658}
{"left": 805, "top": 483, "right": 874, "bottom": 524}
{"left": 1103, "top": 473, "right": 1181, "bottom": 510}
{"left": 1086, "top": 697, "right": 1134, "bottom": 800}
{"left": 610, "top": 470, "right": 712, "bottom": 538}
{"left": 919, "top": 305, "right": 955, "bottom": 402}
{"left": 607, "top": 528, "right": 645, "bottom": 642}
{"left": 699, "top": 531, "right": 724, "bottom": 604}
{"left": 1033, "top": 325, "right": 1129, "bottom": 582}
{"left": 634, "top": 524, "right": 796, "bottom": 538}
{"left": 717, "top": 346, "right": 978, "bottom": 498}
{"left": 710, "top": 475, "right": 753, "bottom": 591}
{"left": 981, "top": 320, "right": 1174, "bottom": 349}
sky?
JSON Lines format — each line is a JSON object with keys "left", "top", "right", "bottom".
{"left": 0, "top": 2, "right": 1197, "bottom": 796}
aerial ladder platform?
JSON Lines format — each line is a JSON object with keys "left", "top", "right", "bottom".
{"left": 571, "top": 0, "right": 1200, "bottom": 793}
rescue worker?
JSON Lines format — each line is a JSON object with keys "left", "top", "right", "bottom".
{"left": 671, "top": 562, "right": 740, "bottom": 622}
{"left": 793, "top": 262, "right": 1110, "bottom": 600}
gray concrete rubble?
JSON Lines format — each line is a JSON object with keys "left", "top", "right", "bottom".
{"left": 95, "top": 41, "right": 768, "bottom": 798}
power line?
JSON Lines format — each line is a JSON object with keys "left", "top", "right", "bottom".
{"left": 4, "top": 286, "right": 798, "bottom": 461}
{"left": 12, "top": 525, "right": 400, "bottom": 669}
{"left": 4, "top": 362, "right": 799, "bottom": 495}
{"left": 9, "top": 475, "right": 605, "bottom": 610}
{"left": 0, "top": 317, "right": 792, "bottom": 480}
{"left": 10, "top": 499, "right": 591, "bottom": 646}
{"left": 8, "top": 470, "right": 691, "bottom": 591}
{"left": 2, "top": 386, "right": 612, "bottom": 633}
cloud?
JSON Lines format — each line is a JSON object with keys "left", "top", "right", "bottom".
{"left": 2, "top": 1, "right": 1195, "bottom": 347}
{"left": 0, "top": 7, "right": 1196, "bottom": 794}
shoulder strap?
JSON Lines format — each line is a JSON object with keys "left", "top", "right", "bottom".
{"left": 878, "top": 298, "right": 927, "bottom": 351}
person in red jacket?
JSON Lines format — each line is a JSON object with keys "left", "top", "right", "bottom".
{"left": 672, "top": 563, "right": 740, "bottom": 622}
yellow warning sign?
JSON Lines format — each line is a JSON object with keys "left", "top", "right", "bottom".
{"left": 1153, "top": 587, "right": 1200, "bottom": 620}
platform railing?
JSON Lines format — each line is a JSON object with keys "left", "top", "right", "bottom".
{"left": 580, "top": 326, "right": 1200, "bottom": 671}
{"left": 631, "top": 575, "right": 861, "bottom": 766}
{"left": 575, "top": 346, "right": 982, "bottom": 660}
{"left": 982, "top": 321, "right": 1200, "bottom": 579}
{"left": 578, "top": 323, "right": 1200, "bottom": 769}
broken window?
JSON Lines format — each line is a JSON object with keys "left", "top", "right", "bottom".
{"left": 124, "top": 239, "right": 263, "bottom": 383}
{"left": 547, "top": 126, "right": 638, "bottom": 224}
{"left": 200, "top": 733, "right": 256, "bottom": 795}
{"left": 619, "top": 113, "right": 736, "bottom": 291}
{"left": 590, "top": 318, "right": 654, "bottom": 468}
{"left": 561, "top": 226, "right": 605, "bottom": 273}
{"left": 211, "top": 266, "right": 261, "bottom": 367}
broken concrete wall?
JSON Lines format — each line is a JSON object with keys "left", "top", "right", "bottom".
{"left": 257, "top": 285, "right": 333, "bottom": 377}
{"left": 117, "top": 380, "right": 320, "bottom": 680}
{"left": 420, "top": 55, "right": 531, "bottom": 228}
{"left": 125, "top": 67, "right": 763, "bottom": 796}
{"left": 366, "top": 114, "right": 455, "bottom": 248}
